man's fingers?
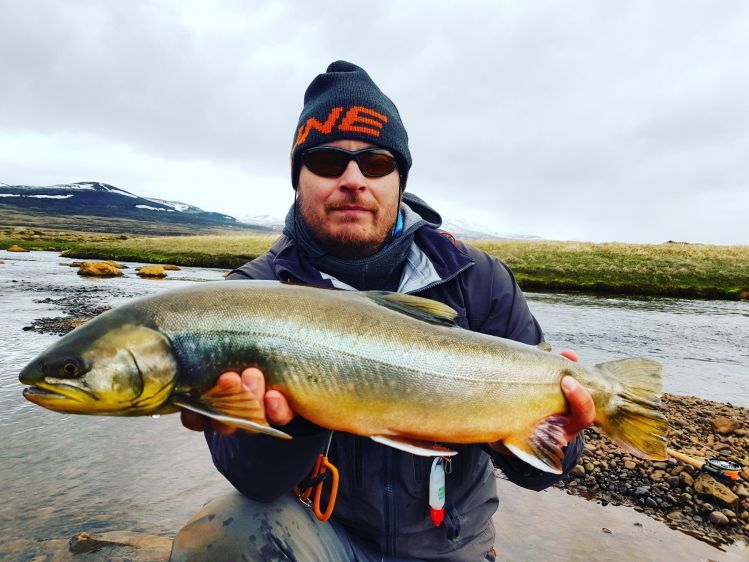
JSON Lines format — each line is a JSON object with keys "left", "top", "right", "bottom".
{"left": 561, "top": 375, "right": 596, "bottom": 434}
{"left": 182, "top": 367, "right": 295, "bottom": 433}
{"left": 265, "top": 390, "right": 295, "bottom": 426}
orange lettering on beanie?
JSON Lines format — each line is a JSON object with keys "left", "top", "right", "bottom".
{"left": 293, "top": 106, "right": 390, "bottom": 152}
{"left": 294, "top": 107, "right": 344, "bottom": 149}
{"left": 338, "top": 106, "right": 388, "bottom": 136}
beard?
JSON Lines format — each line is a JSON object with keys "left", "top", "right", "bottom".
{"left": 298, "top": 191, "right": 399, "bottom": 259}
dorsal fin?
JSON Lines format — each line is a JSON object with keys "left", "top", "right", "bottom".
{"left": 363, "top": 291, "right": 457, "bottom": 326}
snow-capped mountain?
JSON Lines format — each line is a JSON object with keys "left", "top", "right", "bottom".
{"left": 0, "top": 182, "right": 268, "bottom": 232}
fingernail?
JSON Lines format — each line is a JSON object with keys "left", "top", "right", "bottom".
{"left": 267, "top": 395, "right": 279, "bottom": 412}
{"left": 562, "top": 377, "right": 576, "bottom": 391}
{"left": 245, "top": 372, "right": 259, "bottom": 392}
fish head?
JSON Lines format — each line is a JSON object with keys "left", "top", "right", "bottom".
{"left": 20, "top": 316, "right": 178, "bottom": 415}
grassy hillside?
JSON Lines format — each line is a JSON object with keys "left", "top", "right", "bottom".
{"left": 474, "top": 240, "right": 749, "bottom": 300}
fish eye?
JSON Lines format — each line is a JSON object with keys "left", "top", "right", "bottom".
{"left": 61, "top": 361, "right": 80, "bottom": 377}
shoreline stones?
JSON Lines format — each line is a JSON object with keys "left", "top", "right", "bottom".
{"left": 7, "top": 244, "right": 29, "bottom": 252}
{"left": 555, "top": 393, "right": 748, "bottom": 546}
{"left": 24, "top": 293, "right": 112, "bottom": 335}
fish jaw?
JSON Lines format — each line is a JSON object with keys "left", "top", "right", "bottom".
{"left": 22, "top": 382, "right": 93, "bottom": 411}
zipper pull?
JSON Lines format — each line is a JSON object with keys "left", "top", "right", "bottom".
{"left": 429, "top": 457, "right": 446, "bottom": 527}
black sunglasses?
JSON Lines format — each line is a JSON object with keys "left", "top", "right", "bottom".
{"left": 301, "top": 146, "right": 398, "bottom": 178}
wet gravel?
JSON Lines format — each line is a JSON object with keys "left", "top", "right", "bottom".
{"left": 23, "top": 297, "right": 110, "bottom": 335}
{"left": 556, "top": 394, "right": 748, "bottom": 547}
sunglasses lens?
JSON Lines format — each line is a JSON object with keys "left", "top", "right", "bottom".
{"left": 302, "top": 150, "right": 348, "bottom": 177}
{"left": 302, "top": 148, "right": 398, "bottom": 179}
{"left": 358, "top": 151, "right": 397, "bottom": 177}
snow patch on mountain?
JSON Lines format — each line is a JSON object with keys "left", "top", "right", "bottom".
{"left": 145, "top": 198, "right": 196, "bottom": 212}
{"left": 0, "top": 192, "right": 75, "bottom": 200}
{"left": 6, "top": 181, "right": 140, "bottom": 199}
{"left": 136, "top": 204, "right": 176, "bottom": 212}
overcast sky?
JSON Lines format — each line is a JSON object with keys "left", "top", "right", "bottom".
{"left": 1, "top": 0, "right": 747, "bottom": 244}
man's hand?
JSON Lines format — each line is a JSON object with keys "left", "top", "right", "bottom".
{"left": 560, "top": 375, "right": 596, "bottom": 443}
{"left": 559, "top": 348, "right": 595, "bottom": 443}
{"left": 180, "top": 367, "right": 295, "bottom": 436}
{"left": 489, "top": 349, "right": 596, "bottom": 457}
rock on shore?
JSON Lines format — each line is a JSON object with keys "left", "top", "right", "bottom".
{"left": 1, "top": 531, "right": 172, "bottom": 561}
{"left": 556, "top": 393, "right": 748, "bottom": 546}
{"left": 137, "top": 264, "right": 168, "bottom": 278}
{"left": 77, "top": 261, "right": 122, "bottom": 277}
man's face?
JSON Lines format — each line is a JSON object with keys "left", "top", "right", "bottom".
{"left": 297, "top": 139, "right": 401, "bottom": 259}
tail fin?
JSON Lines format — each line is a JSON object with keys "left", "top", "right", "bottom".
{"left": 592, "top": 358, "right": 667, "bottom": 460}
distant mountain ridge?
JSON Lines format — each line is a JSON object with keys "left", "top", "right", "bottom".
{"left": 0, "top": 181, "right": 271, "bottom": 234}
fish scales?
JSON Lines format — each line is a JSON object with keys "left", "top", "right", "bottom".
{"left": 135, "top": 282, "right": 571, "bottom": 439}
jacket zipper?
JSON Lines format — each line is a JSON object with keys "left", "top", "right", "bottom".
{"left": 404, "top": 262, "right": 474, "bottom": 296}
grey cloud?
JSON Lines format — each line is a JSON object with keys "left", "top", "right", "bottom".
{"left": 1, "top": 0, "right": 747, "bottom": 243}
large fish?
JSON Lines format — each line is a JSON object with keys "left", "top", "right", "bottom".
{"left": 19, "top": 281, "right": 666, "bottom": 473}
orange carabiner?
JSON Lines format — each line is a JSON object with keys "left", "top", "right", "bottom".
{"left": 295, "top": 432, "right": 339, "bottom": 522}
{"left": 312, "top": 455, "right": 339, "bottom": 522}
{"left": 298, "top": 454, "right": 324, "bottom": 502}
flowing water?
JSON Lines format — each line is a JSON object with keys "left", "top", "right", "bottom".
{"left": 526, "top": 291, "right": 748, "bottom": 407}
{"left": 0, "top": 250, "right": 746, "bottom": 560}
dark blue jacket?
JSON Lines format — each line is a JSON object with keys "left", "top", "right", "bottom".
{"left": 206, "top": 226, "right": 583, "bottom": 561}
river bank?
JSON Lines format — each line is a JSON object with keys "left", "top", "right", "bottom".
{"left": 2, "top": 226, "right": 748, "bottom": 299}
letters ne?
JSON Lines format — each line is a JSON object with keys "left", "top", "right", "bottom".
{"left": 294, "top": 106, "right": 389, "bottom": 150}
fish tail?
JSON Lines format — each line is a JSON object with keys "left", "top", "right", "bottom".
{"left": 591, "top": 358, "right": 667, "bottom": 460}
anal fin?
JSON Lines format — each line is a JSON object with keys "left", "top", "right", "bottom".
{"left": 371, "top": 435, "right": 458, "bottom": 457}
{"left": 172, "top": 394, "right": 292, "bottom": 440}
{"left": 503, "top": 415, "right": 567, "bottom": 474}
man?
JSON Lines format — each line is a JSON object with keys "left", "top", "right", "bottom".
{"left": 171, "top": 61, "right": 594, "bottom": 561}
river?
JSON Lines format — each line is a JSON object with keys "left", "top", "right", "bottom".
{"left": 0, "top": 250, "right": 746, "bottom": 560}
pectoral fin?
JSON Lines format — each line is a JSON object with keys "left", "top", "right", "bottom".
{"left": 371, "top": 435, "right": 458, "bottom": 457}
{"left": 172, "top": 394, "right": 292, "bottom": 439}
{"left": 502, "top": 415, "right": 567, "bottom": 474}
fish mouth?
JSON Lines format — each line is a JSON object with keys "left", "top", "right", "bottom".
{"left": 22, "top": 382, "right": 98, "bottom": 408}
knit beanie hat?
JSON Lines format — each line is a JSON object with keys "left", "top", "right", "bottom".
{"left": 291, "top": 60, "right": 412, "bottom": 189}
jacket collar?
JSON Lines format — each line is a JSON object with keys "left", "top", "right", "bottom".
{"left": 269, "top": 227, "right": 474, "bottom": 294}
